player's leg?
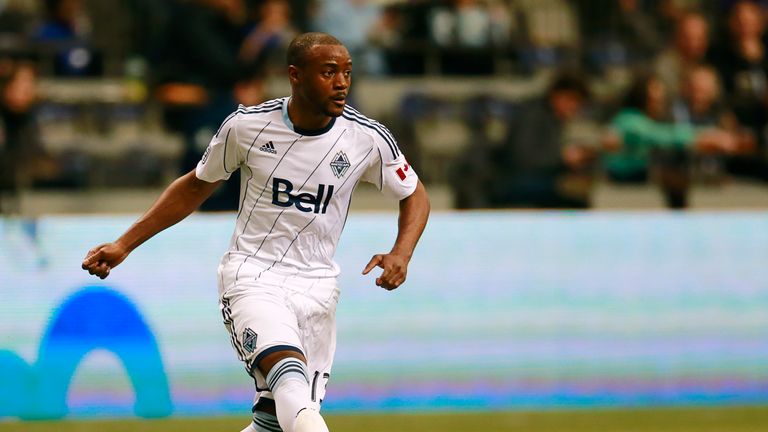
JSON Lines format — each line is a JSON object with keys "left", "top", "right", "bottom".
{"left": 220, "top": 282, "right": 326, "bottom": 431}
{"left": 255, "top": 350, "right": 328, "bottom": 432}
{"left": 242, "top": 397, "right": 281, "bottom": 432}
{"left": 281, "top": 280, "right": 340, "bottom": 432}
{"left": 248, "top": 278, "right": 339, "bottom": 432}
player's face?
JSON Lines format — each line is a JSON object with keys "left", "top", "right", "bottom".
{"left": 297, "top": 45, "right": 352, "bottom": 117}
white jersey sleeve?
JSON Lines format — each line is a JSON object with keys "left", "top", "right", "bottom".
{"left": 195, "top": 109, "right": 244, "bottom": 182}
{"left": 361, "top": 123, "right": 418, "bottom": 200}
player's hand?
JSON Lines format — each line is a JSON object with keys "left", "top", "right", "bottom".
{"left": 362, "top": 253, "right": 409, "bottom": 291}
{"left": 81, "top": 242, "right": 130, "bottom": 279}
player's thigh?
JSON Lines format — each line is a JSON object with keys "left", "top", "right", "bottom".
{"left": 220, "top": 284, "right": 303, "bottom": 377}
{"left": 292, "top": 285, "right": 339, "bottom": 406}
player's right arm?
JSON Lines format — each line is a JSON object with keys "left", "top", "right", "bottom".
{"left": 82, "top": 171, "right": 221, "bottom": 279}
{"left": 83, "top": 107, "right": 245, "bottom": 279}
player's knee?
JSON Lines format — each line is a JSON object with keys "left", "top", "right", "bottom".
{"left": 257, "top": 348, "right": 307, "bottom": 378}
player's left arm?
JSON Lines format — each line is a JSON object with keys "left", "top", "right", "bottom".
{"left": 363, "top": 180, "right": 430, "bottom": 290}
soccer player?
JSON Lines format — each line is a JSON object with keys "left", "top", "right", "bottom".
{"left": 81, "top": 32, "right": 430, "bottom": 432}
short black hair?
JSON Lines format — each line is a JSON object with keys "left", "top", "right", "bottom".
{"left": 286, "top": 32, "right": 344, "bottom": 68}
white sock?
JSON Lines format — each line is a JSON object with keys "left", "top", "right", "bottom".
{"left": 266, "top": 357, "right": 328, "bottom": 432}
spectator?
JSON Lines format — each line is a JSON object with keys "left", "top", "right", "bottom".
{"left": 654, "top": 11, "right": 711, "bottom": 96}
{"left": 430, "top": 0, "right": 509, "bottom": 49}
{"left": 428, "top": 0, "right": 510, "bottom": 75}
{"left": 606, "top": 73, "right": 736, "bottom": 208}
{"left": 239, "top": 0, "right": 297, "bottom": 75}
{"left": 375, "top": 2, "right": 433, "bottom": 75}
{"left": 0, "top": 61, "right": 61, "bottom": 212}
{"left": 311, "top": 0, "right": 385, "bottom": 75}
{"left": 156, "top": 0, "right": 263, "bottom": 211}
{"left": 711, "top": 0, "right": 768, "bottom": 179}
{"left": 613, "top": 0, "right": 665, "bottom": 63}
{"left": 453, "top": 71, "right": 594, "bottom": 209}
{"left": 512, "top": 0, "right": 581, "bottom": 72}
{"left": 0, "top": 0, "right": 37, "bottom": 36}
{"left": 33, "top": 0, "right": 101, "bottom": 76}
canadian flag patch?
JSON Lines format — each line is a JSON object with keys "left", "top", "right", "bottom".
{"left": 396, "top": 162, "right": 410, "bottom": 181}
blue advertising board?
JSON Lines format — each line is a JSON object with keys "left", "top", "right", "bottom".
{"left": 1, "top": 212, "right": 767, "bottom": 419}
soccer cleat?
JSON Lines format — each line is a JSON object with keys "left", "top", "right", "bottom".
{"left": 293, "top": 408, "right": 329, "bottom": 432}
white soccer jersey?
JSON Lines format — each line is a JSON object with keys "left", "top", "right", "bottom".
{"left": 196, "top": 97, "right": 418, "bottom": 278}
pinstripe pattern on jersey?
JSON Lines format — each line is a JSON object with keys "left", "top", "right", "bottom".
{"left": 342, "top": 106, "right": 401, "bottom": 158}
{"left": 235, "top": 121, "right": 272, "bottom": 224}
{"left": 375, "top": 145, "right": 383, "bottom": 191}
{"left": 256, "top": 215, "right": 317, "bottom": 280}
{"left": 341, "top": 112, "right": 398, "bottom": 159}
{"left": 295, "top": 129, "right": 347, "bottom": 191}
{"left": 235, "top": 128, "right": 346, "bottom": 278}
{"left": 337, "top": 146, "right": 373, "bottom": 192}
{"left": 215, "top": 99, "right": 283, "bottom": 138}
{"left": 222, "top": 127, "right": 235, "bottom": 174}
{"left": 327, "top": 147, "right": 374, "bottom": 236}
{"left": 338, "top": 188, "right": 356, "bottom": 237}
{"left": 236, "top": 209, "right": 286, "bottom": 281}
{"left": 235, "top": 136, "right": 301, "bottom": 252}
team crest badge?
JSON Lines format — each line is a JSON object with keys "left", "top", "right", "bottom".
{"left": 330, "top": 151, "right": 351, "bottom": 178}
{"left": 242, "top": 328, "right": 257, "bottom": 353}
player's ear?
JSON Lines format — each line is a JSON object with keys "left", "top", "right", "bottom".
{"left": 288, "top": 65, "right": 300, "bottom": 85}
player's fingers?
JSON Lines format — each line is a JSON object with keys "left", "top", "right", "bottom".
{"left": 99, "top": 268, "right": 110, "bottom": 279}
{"left": 82, "top": 247, "right": 105, "bottom": 268}
{"left": 378, "top": 261, "right": 403, "bottom": 285}
{"left": 362, "top": 255, "right": 383, "bottom": 275}
{"left": 95, "top": 262, "right": 111, "bottom": 279}
{"left": 388, "top": 278, "right": 404, "bottom": 291}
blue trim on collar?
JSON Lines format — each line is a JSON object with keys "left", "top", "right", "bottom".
{"left": 281, "top": 97, "right": 294, "bottom": 131}
{"left": 282, "top": 97, "right": 337, "bottom": 136}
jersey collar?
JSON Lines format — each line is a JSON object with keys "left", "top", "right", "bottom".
{"left": 282, "top": 97, "right": 336, "bottom": 136}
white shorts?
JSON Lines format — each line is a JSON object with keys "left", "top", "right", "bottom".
{"left": 217, "top": 256, "right": 339, "bottom": 409}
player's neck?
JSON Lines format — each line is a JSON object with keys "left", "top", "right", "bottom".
{"left": 287, "top": 97, "right": 332, "bottom": 131}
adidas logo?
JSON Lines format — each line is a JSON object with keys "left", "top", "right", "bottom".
{"left": 259, "top": 141, "right": 277, "bottom": 154}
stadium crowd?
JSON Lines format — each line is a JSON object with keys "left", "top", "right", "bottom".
{"left": 0, "top": 0, "right": 767, "bottom": 212}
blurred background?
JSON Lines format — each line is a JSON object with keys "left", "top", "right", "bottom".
{"left": 0, "top": 0, "right": 765, "bottom": 213}
{"left": 1, "top": 0, "right": 767, "bottom": 431}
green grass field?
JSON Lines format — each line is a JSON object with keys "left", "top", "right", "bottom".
{"left": 1, "top": 405, "right": 766, "bottom": 432}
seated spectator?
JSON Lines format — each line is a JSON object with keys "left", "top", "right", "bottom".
{"left": 606, "top": 74, "right": 736, "bottom": 208}
{"left": 673, "top": 65, "right": 730, "bottom": 127}
{"left": 674, "top": 64, "right": 758, "bottom": 180}
{"left": 157, "top": 0, "right": 270, "bottom": 211}
{"left": 711, "top": 0, "right": 768, "bottom": 180}
{"left": 239, "top": 0, "right": 297, "bottom": 75}
{"left": 311, "top": 0, "right": 385, "bottom": 75}
{"left": 613, "top": 0, "right": 665, "bottom": 63}
{"left": 654, "top": 11, "right": 711, "bottom": 97}
{"left": 429, "top": 0, "right": 510, "bottom": 74}
{"left": 451, "top": 71, "right": 595, "bottom": 209}
{"left": 0, "top": 60, "right": 66, "bottom": 212}
{"left": 511, "top": 0, "right": 580, "bottom": 72}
